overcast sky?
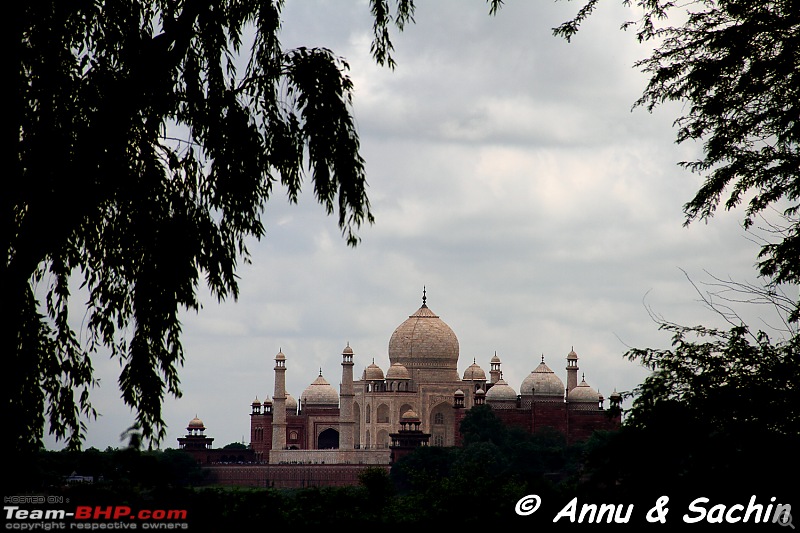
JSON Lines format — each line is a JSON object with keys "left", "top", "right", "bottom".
{"left": 46, "top": 0, "right": 791, "bottom": 450}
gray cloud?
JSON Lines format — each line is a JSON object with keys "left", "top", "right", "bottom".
{"left": 47, "top": 0, "right": 789, "bottom": 450}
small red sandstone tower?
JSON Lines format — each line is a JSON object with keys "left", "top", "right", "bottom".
{"left": 177, "top": 416, "right": 214, "bottom": 451}
{"left": 389, "top": 409, "right": 431, "bottom": 464}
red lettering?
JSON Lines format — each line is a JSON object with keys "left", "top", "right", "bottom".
{"left": 113, "top": 506, "right": 132, "bottom": 519}
{"left": 94, "top": 506, "right": 113, "bottom": 519}
{"left": 75, "top": 506, "right": 92, "bottom": 519}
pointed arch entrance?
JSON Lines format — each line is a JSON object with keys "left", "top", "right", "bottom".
{"left": 317, "top": 428, "right": 339, "bottom": 449}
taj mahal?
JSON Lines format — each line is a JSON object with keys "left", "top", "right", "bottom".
{"left": 242, "top": 289, "right": 622, "bottom": 467}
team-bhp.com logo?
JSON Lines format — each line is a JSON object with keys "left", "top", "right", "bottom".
{"left": 5, "top": 505, "right": 189, "bottom": 529}
{"left": 74, "top": 506, "right": 188, "bottom": 521}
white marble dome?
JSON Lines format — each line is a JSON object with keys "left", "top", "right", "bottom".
{"left": 386, "top": 362, "right": 410, "bottom": 380}
{"left": 568, "top": 377, "right": 600, "bottom": 402}
{"left": 463, "top": 359, "right": 487, "bottom": 381}
{"left": 364, "top": 361, "right": 385, "bottom": 381}
{"left": 388, "top": 292, "right": 460, "bottom": 383}
{"left": 486, "top": 378, "right": 517, "bottom": 402}
{"left": 301, "top": 372, "right": 339, "bottom": 406}
{"left": 520, "top": 359, "right": 565, "bottom": 397}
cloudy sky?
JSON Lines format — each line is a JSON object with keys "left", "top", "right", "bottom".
{"left": 47, "top": 0, "right": 789, "bottom": 450}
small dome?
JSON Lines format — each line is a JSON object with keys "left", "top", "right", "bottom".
{"left": 301, "top": 372, "right": 339, "bottom": 406}
{"left": 401, "top": 409, "right": 420, "bottom": 420}
{"left": 567, "top": 347, "right": 579, "bottom": 360}
{"left": 342, "top": 344, "right": 354, "bottom": 355}
{"left": 285, "top": 393, "right": 297, "bottom": 412}
{"left": 263, "top": 394, "right": 272, "bottom": 404}
{"left": 188, "top": 416, "right": 204, "bottom": 428}
{"left": 568, "top": 376, "right": 600, "bottom": 402}
{"left": 454, "top": 389, "right": 465, "bottom": 397}
{"left": 520, "top": 359, "right": 565, "bottom": 396}
{"left": 251, "top": 396, "right": 261, "bottom": 406}
{"left": 386, "top": 362, "right": 410, "bottom": 380}
{"left": 491, "top": 353, "right": 501, "bottom": 364}
{"left": 486, "top": 378, "right": 518, "bottom": 402}
{"left": 609, "top": 389, "right": 622, "bottom": 401}
{"left": 463, "top": 359, "right": 487, "bottom": 381}
{"left": 364, "top": 361, "right": 385, "bottom": 381}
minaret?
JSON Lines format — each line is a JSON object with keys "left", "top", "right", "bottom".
{"left": 271, "top": 349, "right": 287, "bottom": 453}
{"left": 489, "top": 351, "right": 501, "bottom": 384}
{"left": 566, "top": 347, "right": 579, "bottom": 393}
{"left": 339, "top": 343, "right": 356, "bottom": 450}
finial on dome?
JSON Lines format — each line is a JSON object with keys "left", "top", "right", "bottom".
{"left": 422, "top": 286, "right": 427, "bottom": 307}
{"left": 474, "top": 357, "right": 476, "bottom": 364}
{"left": 541, "top": 354, "right": 545, "bottom": 363}
{"left": 319, "top": 367, "right": 323, "bottom": 376}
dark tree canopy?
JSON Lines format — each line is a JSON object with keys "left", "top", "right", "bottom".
{"left": 624, "top": 320, "right": 800, "bottom": 437}
{"left": 574, "top": 319, "right": 800, "bottom": 496}
{"left": 556, "top": 0, "right": 800, "bottom": 320}
{"left": 5, "top": 0, "right": 502, "bottom": 456}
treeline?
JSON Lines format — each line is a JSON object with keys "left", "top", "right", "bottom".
{"left": 26, "top": 402, "right": 797, "bottom": 528}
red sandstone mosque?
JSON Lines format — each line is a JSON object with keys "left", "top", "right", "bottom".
{"left": 179, "top": 290, "right": 622, "bottom": 486}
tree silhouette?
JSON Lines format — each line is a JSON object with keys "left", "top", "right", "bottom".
{"left": 555, "top": 0, "right": 800, "bottom": 321}
{"left": 6, "top": 0, "right": 504, "bottom": 457}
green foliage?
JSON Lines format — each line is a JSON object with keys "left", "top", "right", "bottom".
{"left": 26, "top": 435, "right": 617, "bottom": 526}
{"left": 458, "top": 403, "right": 510, "bottom": 446}
{"left": 358, "top": 466, "right": 395, "bottom": 516}
{"left": 389, "top": 445, "right": 459, "bottom": 494}
{"left": 386, "top": 406, "right": 599, "bottom": 524}
{"left": 8, "top": 0, "right": 377, "bottom": 456}
{"left": 575, "top": 320, "right": 800, "bottom": 498}
{"left": 624, "top": 322, "right": 800, "bottom": 437}
{"left": 21, "top": 447, "right": 206, "bottom": 493}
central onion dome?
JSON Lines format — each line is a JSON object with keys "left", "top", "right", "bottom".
{"left": 388, "top": 289, "right": 460, "bottom": 383}
{"left": 301, "top": 371, "right": 339, "bottom": 407}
